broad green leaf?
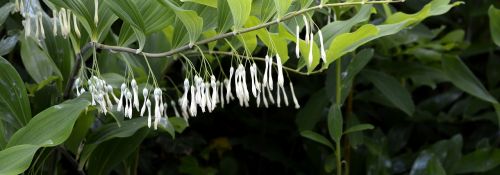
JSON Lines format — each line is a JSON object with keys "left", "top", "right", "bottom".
{"left": 20, "top": 37, "right": 62, "bottom": 83}
{"left": 273, "top": 0, "right": 292, "bottom": 19}
{"left": 0, "top": 56, "right": 32, "bottom": 147}
{"left": 410, "top": 152, "right": 446, "bottom": 175}
{"left": 385, "top": 0, "right": 463, "bottom": 25}
{"left": 7, "top": 97, "right": 91, "bottom": 147}
{"left": 427, "top": 135, "right": 463, "bottom": 174}
{"left": 296, "top": 89, "right": 328, "bottom": 131}
{"left": 0, "top": 35, "right": 18, "bottom": 56}
{"left": 442, "top": 56, "right": 498, "bottom": 104}
{"left": 343, "top": 124, "right": 374, "bottom": 135}
{"left": 227, "top": 0, "right": 252, "bottom": 30}
{"left": 328, "top": 104, "right": 343, "bottom": 144}
{"left": 0, "top": 2, "right": 14, "bottom": 26}
{"left": 105, "top": 0, "right": 147, "bottom": 52}
{"left": 157, "top": 0, "right": 204, "bottom": 45}
{"left": 489, "top": 5, "right": 500, "bottom": 47}
{"left": 455, "top": 148, "right": 500, "bottom": 173}
{"left": 0, "top": 144, "right": 39, "bottom": 175}
{"left": 321, "top": 5, "right": 373, "bottom": 46}
{"left": 87, "top": 128, "right": 148, "bottom": 175}
{"left": 65, "top": 112, "right": 94, "bottom": 154}
{"left": 256, "top": 0, "right": 276, "bottom": 22}
{"left": 325, "top": 24, "right": 378, "bottom": 64}
{"left": 362, "top": 70, "right": 415, "bottom": 116}
{"left": 169, "top": 117, "right": 189, "bottom": 133}
{"left": 182, "top": 0, "right": 217, "bottom": 8}
{"left": 300, "top": 130, "right": 334, "bottom": 150}
{"left": 217, "top": 0, "right": 232, "bottom": 33}
{"left": 42, "top": 15, "right": 74, "bottom": 86}
{"left": 87, "top": 117, "right": 147, "bottom": 144}
{"left": 245, "top": 17, "right": 289, "bottom": 61}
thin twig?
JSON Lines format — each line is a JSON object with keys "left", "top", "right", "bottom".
{"left": 93, "top": 0, "right": 402, "bottom": 57}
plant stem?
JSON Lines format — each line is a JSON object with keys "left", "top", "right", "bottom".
{"left": 63, "top": 42, "right": 92, "bottom": 99}
{"left": 336, "top": 142, "right": 342, "bottom": 175}
{"left": 335, "top": 57, "right": 342, "bottom": 175}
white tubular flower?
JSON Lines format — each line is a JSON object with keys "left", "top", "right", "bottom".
{"left": 266, "top": 83, "right": 275, "bottom": 104}
{"left": 104, "top": 88, "right": 113, "bottom": 109}
{"left": 226, "top": 67, "right": 235, "bottom": 101}
{"left": 108, "top": 85, "right": 119, "bottom": 103}
{"left": 290, "top": 82, "right": 300, "bottom": 109}
{"left": 117, "top": 83, "right": 126, "bottom": 112}
{"left": 276, "top": 55, "right": 284, "bottom": 86}
{"left": 65, "top": 10, "right": 72, "bottom": 37}
{"left": 97, "top": 94, "right": 107, "bottom": 114}
{"left": 15, "top": 0, "right": 19, "bottom": 12}
{"left": 261, "top": 86, "right": 269, "bottom": 108}
{"left": 199, "top": 83, "right": 206, "bottom": 112}
{"left": 189, "top": 85, "right": 197, "bottom": 116}
{"left": 73, "top": 14, "right": 80, "bottom": 38}
{"left": 250, "top": 64, "right": 257, "bottom": 97}
{"left": 38, "top": 12, "right": 45, "bottom": 39}
{"left": 52, "top": 9, "right": 58, "bottom": 36}
{"left": 308, "top": 33, "right": 314, "bottom": 66}
{"left": 224, "top": 79, "right": 233, "bottom": 102}
{"left": 295, "top": 25, "right": 300, "bottom": 58}
{"left": 276, "top": 83, "right": 281, "bottom": 108}
{"left": 146, "top": 99, "right": 152, "bottom": 128}
{"left": 80, "top": 88, "right": 86, "bottom": 94}
{"left": 126, "top": 90, "right": 133, "bottom": 118}
{"left": 219, "top": 82, "right": 225, "bottom": 108}
{"left": 153, "top": 88, "right": 162, "bottom": 130}
{"left": 195, "top": 76, "right": 202, "bottom": 104}
{"left": 94, "top": 0, "right": 99, "bottom": 26}
{"left": 140, "top": 88, "right": 148, "bottom": 116}
{"left": 318, "top": 29, "right": 326, "bottom": 63}
{"left": 263, "top": 55, "right": 269, "bottom": 88}
{"left": 280, "top": 83, "right": 289, "bottom": 107}
{"left": 58, "top": 9, "right": 66, "bottom": 37}
{"left": 181, "top": 79, "right": 190, "bottom": 117}
{"left": 74, "top": 78, "right": 81, "bottom": 96}
{"left": 268, "top": 55, "right": 274, "bottom": 91}
{"left": 241, "top": 65, "right": 250, "bottom": 107}
{"left": 205, "top": 82, "right": 213, "bottom": 112}
{"left": 131, "top": 79, "right": 140, "bottom": 111}
{"left": 169, "top": 101, "right": 177, "bottom": 117}
{"left": 303, "top": 15, "right": 309, "bottom": 44}
{"left": 24, "top": 16, "right": 31, "bottom": 38}
{"left": 256, "top": 83, "right": 261, "bottom": 108}
{"left": 211, "top": 78, "right": 218, "bottom": 111}
{"left": 88, "top": 80, "right": 95, "bottom": 105}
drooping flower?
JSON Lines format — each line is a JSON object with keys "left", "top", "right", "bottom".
{"left": 140, "top": 88, "right": 149, "bottom": 116}
{"left": 290, "top": 82, "right": 300, "bottom": 109}
{"left": 131, "top": 79, "right": 140, "bottom": 111}
{"left": 303, "top": 15, "right": 310, "bottom": 44}
{"left": 318, "top": 29, "right": 326, "bottom": 63}
{"left": 295, "top": 25, "right": 300, "bottom": 58}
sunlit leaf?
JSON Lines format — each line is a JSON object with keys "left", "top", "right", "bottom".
{"left": 227, "top": 0, "right": 252, "bottom": 30}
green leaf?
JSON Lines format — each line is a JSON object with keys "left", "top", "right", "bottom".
{"left": 328, "top": 104, "right": 343, "bottom": 144}
{"left": 182, "top": 0, "right": 217, "bottom": 8}
{"left": 442, "top": 56, "right": 498, "bottom": 104}
{"left": 227, "top": 0, "right": 252, "bottom": 30}
{"left": 7, "top": 97, "right": 91, "bottom": 147}
{"left": 362, "top": 70, "right": 415, "bottom": 116}
{"left": 386, "top": 0, "right": 463, "bottom": 25}
{"left": 42, "top": 15, "right": 74, "bottom": 86}
{"left": 455, "top": 148, "right": 500, "bottom": 173}
{"left": 489, "top": 5, "right": 500, "bottom": 47}
{"left": 0, "top": 2, "right": 14, "bottom": 26}
{"left": 217, "top": 0, "right": 233, "bottom": 33}
{"left": 0, "top": 56, "right": 32, "bottom": 147}
{"left": 87, "top": 117, "right": 147, "bottom": 144}
{"left": 325, "top": 24, "right": 378, "bottom": 65}
{"left": 273, "top": 0, "right": 292, "bottom": 19}
{"left": 169, "top": 117, "right": 188, "bottom": 133}
{"left": 321, "top": 5, "right": 373, "bottom": 46}
{"left": 343, "top": 124, "right": 374, "bottom": 135}
{"left": 410, "top": 152, "right": 446, "bottom": 175}
{"left": 0, "top": 144, "right": 39, "bottom": 175}
{"left": 87, "top": 128, "right": 148, "bottom": 175}
{"left": 105, "top": 0, "right": 147, "bottom": 52}
{"left": 0, "top": 35, "right": 18, "bottom": 56}
{"left": 157, "top": 0, "right": 204, "bottom": 45}
{"left": 296, "top": 89, "right": 328, "bottom": 131}
{"left": 20, "top": 37, "right": 62, "bottom": 83}
{"left": 300, "top": 130, "right": 334, "bottom": 150}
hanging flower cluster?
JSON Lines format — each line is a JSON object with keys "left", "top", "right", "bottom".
{"left": 15, "top": 0, "right": 85, "bottom": 41}
{"left": 74, "top": 53, "right": 301, "bottom": 130}
{"left": 296, "top": 15, "right": 327, "bottom": 64}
